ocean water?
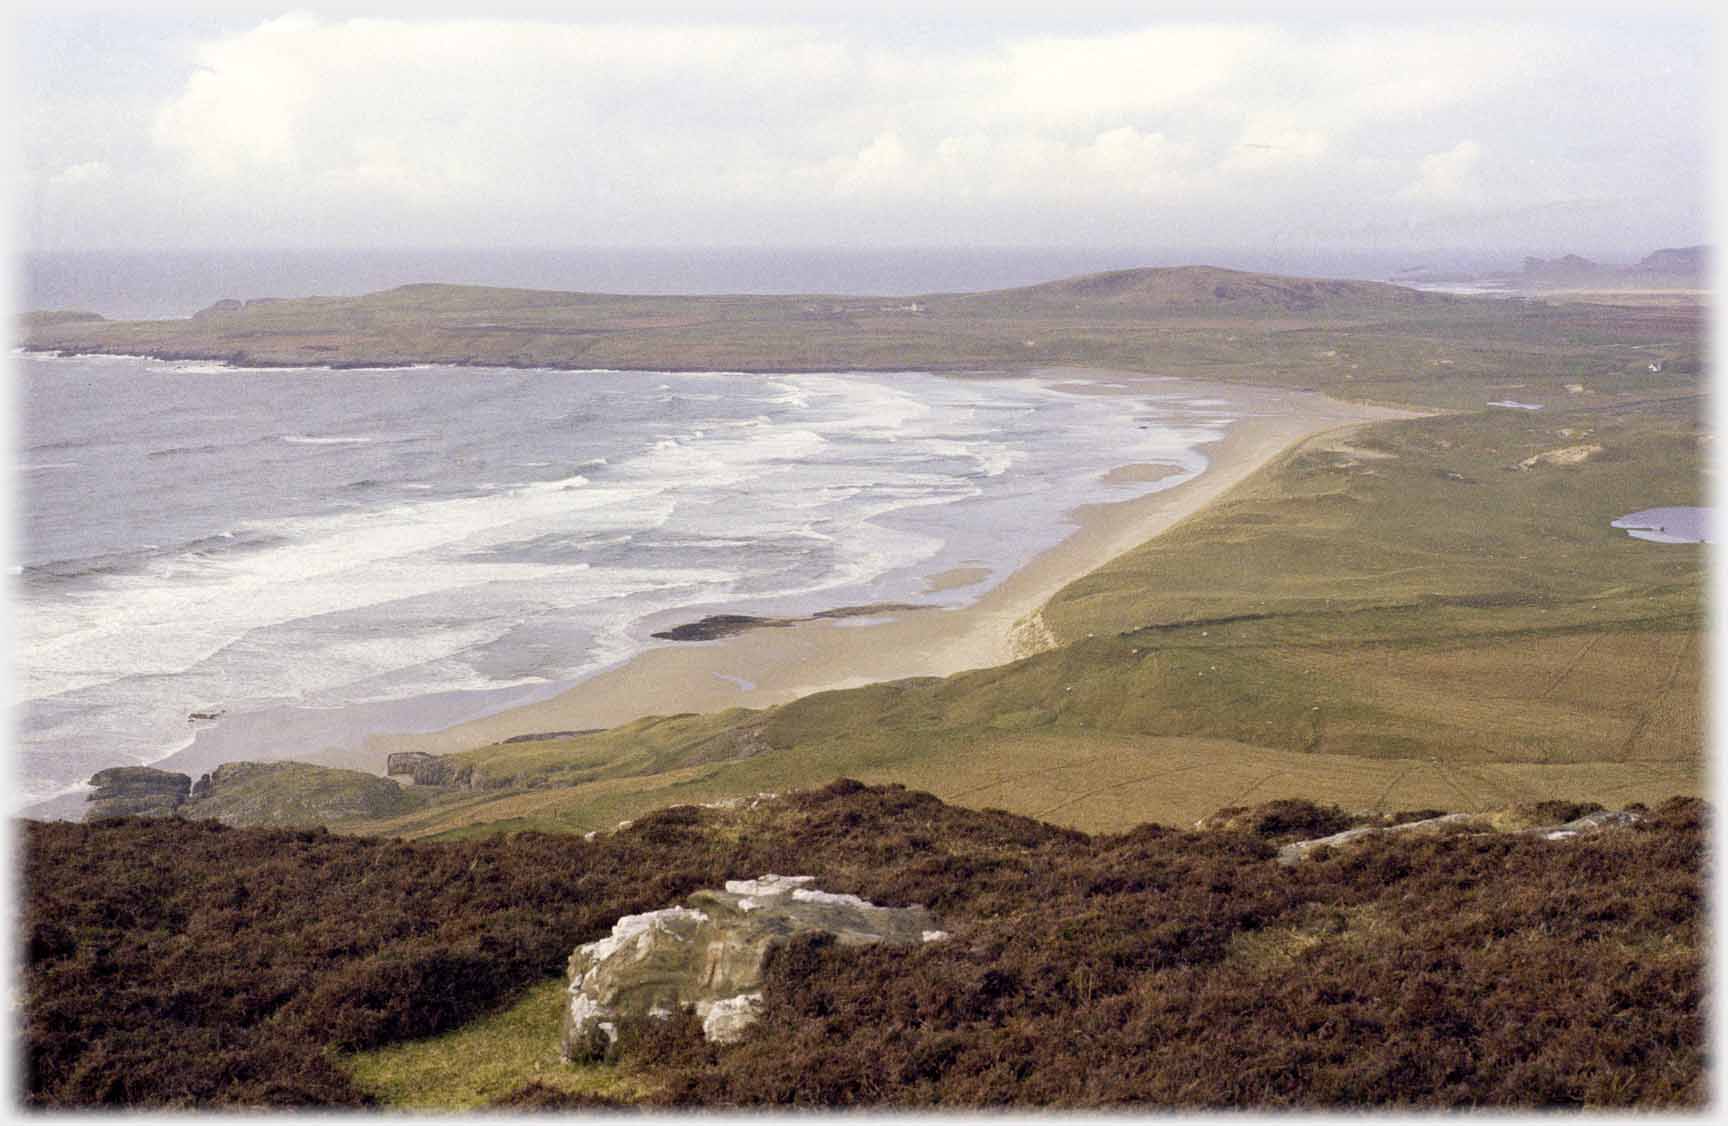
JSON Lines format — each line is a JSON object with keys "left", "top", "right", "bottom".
{"left": 15, "top": 353, "right": 1243, "bottom": 810}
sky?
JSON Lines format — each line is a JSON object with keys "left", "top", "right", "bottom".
{"left": 11, "top": 3, "right": 1716, "bottom": 259}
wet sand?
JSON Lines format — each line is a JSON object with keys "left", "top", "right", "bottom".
{"left": 1100, "top": 463, "right": 1187, "bottom": 486}
{"left": 362, "top": 370, "right": 1418, "bottom": 763}
{"left": 923, "top": 566, "right": 993, "bottom": 593}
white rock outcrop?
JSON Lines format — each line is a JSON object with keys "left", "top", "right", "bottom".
{"left": 562, "top": 874, "right": 944, "bottom": 1061}
{"left": 1275, "top": 808, "right": 1645, "bottom": 865}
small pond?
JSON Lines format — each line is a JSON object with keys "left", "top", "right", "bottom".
{"left": 1611, "top": 506, "right": 1712, "bottom": 544}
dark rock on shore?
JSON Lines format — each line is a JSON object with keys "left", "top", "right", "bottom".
{"left": 84, "top": 767, "right": 191, "bottom": 820}
{"left": 652, "top": 603, "right": 929, "bottom": 641}
{"left": 652, "top": 614, "right": 792, "bottom": 641}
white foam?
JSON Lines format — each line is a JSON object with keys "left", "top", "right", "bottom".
{"left": 281, "top": 432, "right": 428, "bottom": 446}
{"left": 281, "top": 434, "right": 379, "bottom": 445}
{"left": 16, "top": 472, "right": 687, "bottom": 703}
{"left": 146, "top": 361, "right": 254, "bottom": 375}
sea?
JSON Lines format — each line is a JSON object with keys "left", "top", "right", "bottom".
{"left": 10, "top": 246, "right": 1515, "bottom": 817}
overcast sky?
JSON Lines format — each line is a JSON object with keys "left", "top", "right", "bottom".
{"left": 14, "top": 4, "right": 1713, "bottom": 257}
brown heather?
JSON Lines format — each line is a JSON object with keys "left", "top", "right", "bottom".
{"left": 17, "top": 781, "right": 1705, "bottom": 1109}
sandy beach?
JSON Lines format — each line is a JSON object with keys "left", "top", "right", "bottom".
{"left": 363, "top": 369, "right": 1417, "bottom": 763}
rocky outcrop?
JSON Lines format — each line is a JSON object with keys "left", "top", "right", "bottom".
{"left": 409, "top": 758, "right": 474, "bottom": 787}
{"left": 1515, "top": 443, "right": 1603, "bottom": 470}
{"left": 191, "top": 298, "right": 244, "bottom": 319}
{"left": 84, "top": 767, "right": 191, "bottom": 820}
{"left": 1275, "top": 808, "right": 1644, "bottom": 865}
{"left": 180, "top": 761, "right": 418, "bottom": 827}
{"left": 385, "top": 751, "right": 437, "bottom": 777}
{"left": 1529, "top": 808, "right": 1645, "bottom": 839}
{"left": 1275, "top": 812, "right": 1487, "bottom": 865}
{"left": 83, "top": 760, "right": 418, "bottom": 827}
{"left": 563, "top": 875, "right": 946, "bottom": 1061}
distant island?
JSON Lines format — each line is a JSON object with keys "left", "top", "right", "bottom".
{"left": 1391, "top": 244, "right": 1709, "bottom": 290}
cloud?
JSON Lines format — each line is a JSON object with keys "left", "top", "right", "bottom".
{"left": 994, "top": 25, "right": 1280, "bottom": 127}
{"left": 18, "top": 14, "right": 1707, "bottom": 251}
{"left": 48, "top": 161, "right": 113, "bottom": 187}
{"left": 1399, "top": 140, "right": 1487, "bottom": 208}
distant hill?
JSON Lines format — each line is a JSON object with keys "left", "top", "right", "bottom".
{"left": 1629, "top": 245, "right": 1708, "bottom": 281}
{"left": 1517, "top": 253, "right": 1606, "bottom": 285}
{"left": 20, "top": 309, "right": 106, "bottom": 327}
{"left": 982, "top": 265, "right": 1445, "bottom": 312}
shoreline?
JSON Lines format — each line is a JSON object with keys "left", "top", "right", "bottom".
{"left": 363, "top": 369, "right": 1418, "bottom": 765}
{"left": 22, "top": 366, "right": 1418, "bottom": 821}
{"left": 20, "top": 342, "right": 1026, "bottom": 378}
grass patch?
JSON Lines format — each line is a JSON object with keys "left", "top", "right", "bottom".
{"left": 341, "top": 978, "right": 643, "bottom": 1109}
{"left": 1226, "top": 902, "right": 1398, "bottom": 971}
